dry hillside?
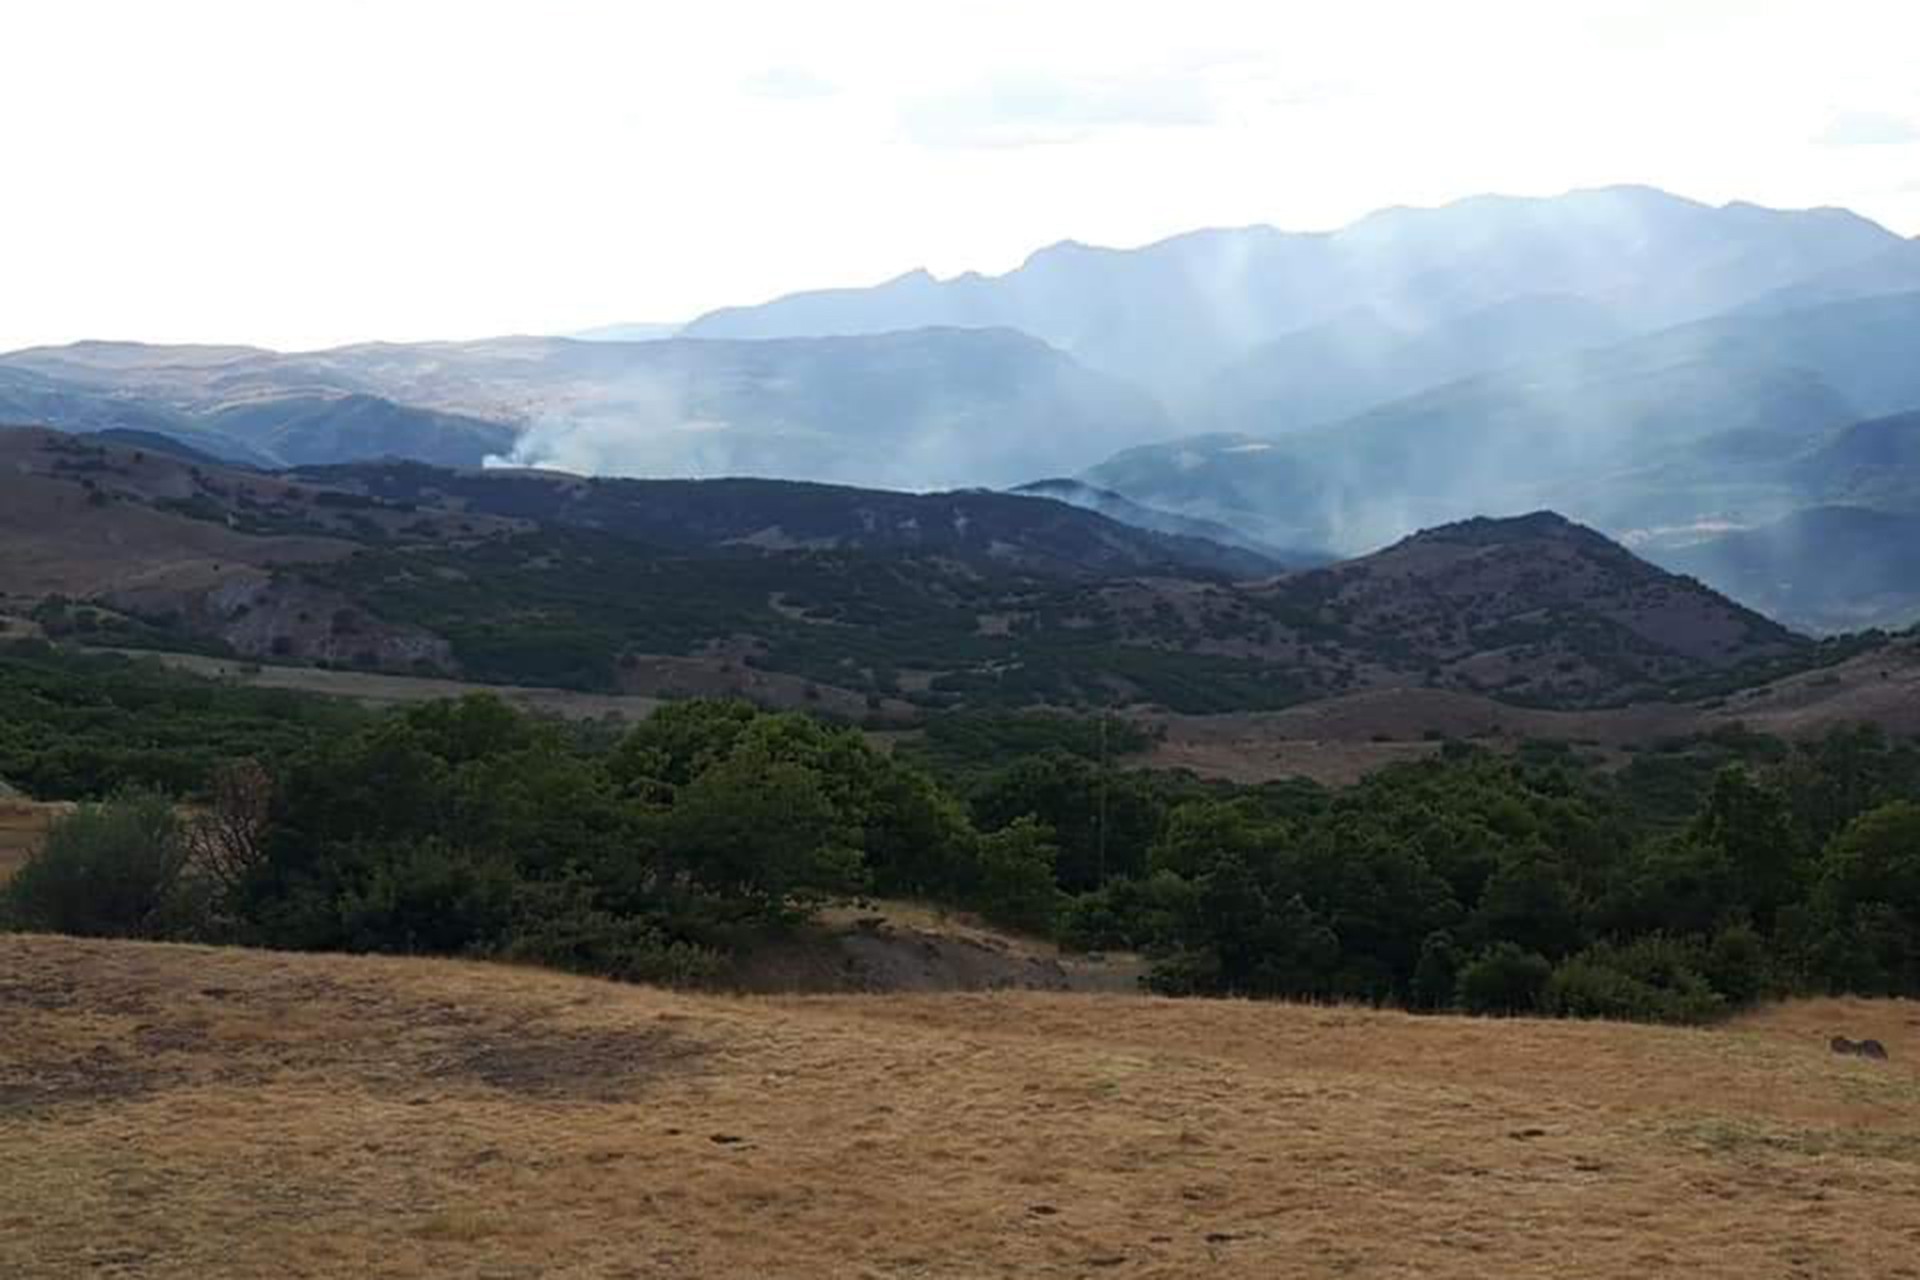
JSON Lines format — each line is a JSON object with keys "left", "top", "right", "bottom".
{"left": 1140, "top": 630, "right": 1920, "bottom": 786}
{"left": 3, "top": 935, "right": 1917, "bottom": 1279}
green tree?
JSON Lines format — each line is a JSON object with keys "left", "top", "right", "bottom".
{"left": 971, "top": 817, "right": 1062, "bottom": 934}
{"left": 1811, "top": 801, "right": 1920, "bottom": 994}
{"left": 972, "top": 750, "right": 1161, "bottom": 891}
{"left": 658, "top": 742, "right": 864, "bottom": 922}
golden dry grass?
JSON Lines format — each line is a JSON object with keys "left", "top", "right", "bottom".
{"left": 88, "top": 647, "right": 665, "bottom": 721}
{"left": 4, "top": 936, "right": 1919, "bottom": 1278}
{"left": 0, "top": 798, "right": 67, "bottom": 885}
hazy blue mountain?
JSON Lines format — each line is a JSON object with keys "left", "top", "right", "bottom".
{"left": 206, "top": 395, "right": 519, "bottom": 467}
{"left": 1740, "top": 238, "right": 1920, "bottom": 314}
{"left": 1198, "top": 294, "right": 1631, "bottom": 434}
{"left": 569, "top": 321, "right": 681, "bottom": 342}
{"left": 1085, "top": 290, "right": 1920, "bottom": 551}
{"left": 686, "top": 187, "right": 1900, "bottom": 402}
{"left": 90, "top": 428, "right": 243, "bottom": 468}
{"left": 1787, "top": 410, "right": 1920, "bottom": 511}
{"left": 0, "top": 365, "right": 280, "bottom": 466}
{"left": 0, "top": 355, "right": 514, "bottom": 468}
{"left": 1651, "top": 506, "right": 1920, "bottom": 634}
{"left": 2, "top": 329, "right": 1173, "bottom": 488}
{"left": 1008, "top": 477, "right": 1331, "bottom": 566}
{"left": 305, "top": 329, "right": 1174, "bottom": 489}
{"left": 1631, "top": 291, "right": 1920, "bottom": 421}
{"left": 1089, "top": 354, "right": 1858, "bottom": 553}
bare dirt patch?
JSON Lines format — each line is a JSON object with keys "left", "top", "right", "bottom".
{"left": 725, "top": 900, "right": 1147, "bottom": 994}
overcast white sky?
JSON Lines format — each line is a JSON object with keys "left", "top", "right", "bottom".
{"left": 4, "top": 0, "right": 1918, "bottom": 352}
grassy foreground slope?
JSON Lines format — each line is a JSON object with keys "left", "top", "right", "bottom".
{"left": 4, "top": 936, "right": 1917, "bottom": 1279}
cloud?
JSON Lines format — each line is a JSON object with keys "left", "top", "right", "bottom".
{"left": 742, "top": 66, "right": 839, "bottom": 101}
{"left": 1814, "top": 111, "right": 1920, "bottom": 147}
{"left": 901, "top": 70, "right": 1215, "bottom": 149}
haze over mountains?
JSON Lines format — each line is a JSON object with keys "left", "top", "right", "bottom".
{"left": 6, "top": 185, "right": 1920, "bottom": 631}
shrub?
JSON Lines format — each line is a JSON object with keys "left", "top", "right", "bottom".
{"left": 1701, "top": 921, "right": 1772, "bottom": 1005}
{"left": 498, "top": 876, "right": 723, "bottom": 984}
{"left": 1455, "top": 942, "right": 1552, "bottom": 1014}
{"left": 1411, "top": 930, "right": 1463, "bottom": 1010}
{"left": 2, "top": 790, "right": 199, "bottom": 938}
{"left": 1058, "top": 870, "right": 1196, "bottom": 953}
{"left": 1544, "top": 937, "right": 1724, "bottom": 1024}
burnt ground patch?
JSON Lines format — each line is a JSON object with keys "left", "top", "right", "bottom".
{"left": 428, "top": 1025, "right": 702, "bottom": 1101}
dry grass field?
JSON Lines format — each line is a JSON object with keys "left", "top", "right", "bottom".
{"left": 0, "top": 798, "right": 67, "bottom": 885}
{"left": 1140, "top": 633, "right": 1920, "bottom": 786}
{"left": 86, "top": 648, "right": 666, "bottom": 721}
{"left": 3, "top": 935, "right": 1918, "bottom": 1279}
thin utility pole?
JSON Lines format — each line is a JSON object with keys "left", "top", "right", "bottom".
{"left": 1097, "top": 703, "right": 1109, "bottom": 884}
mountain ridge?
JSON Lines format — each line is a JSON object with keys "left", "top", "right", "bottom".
{"left": 684, "top": 186, "right": 1903, "bottom": 401}
{"left": 0, "top": 426, "right": 1822, "bottom": 715}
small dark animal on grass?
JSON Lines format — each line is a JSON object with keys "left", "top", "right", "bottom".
{"left": 1830, "top": 1036, "right": 1890, "bottom": 1060}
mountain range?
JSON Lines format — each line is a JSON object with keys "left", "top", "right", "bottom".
{"left": 6, "top": 184, "right": 1920, "bottom": 633}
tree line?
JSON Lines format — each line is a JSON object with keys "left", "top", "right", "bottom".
{"left": 4, "top": 645, "right": 1918, "bottom": 1022}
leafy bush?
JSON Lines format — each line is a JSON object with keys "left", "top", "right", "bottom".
{"left": 497, "top": 876, "right": 724, "bottom": 984}
{"left": 1455, "top": 943, "right": 1553, "bottom": 1015}
{"left": 1058, "top": 870, "right": 1197, "bottom": 953}
{"left": 1544, "top": 937, "right": 1725, "bottom": 1024}
{"left": 2, "top": 790, "right": 201, "bottom": 938}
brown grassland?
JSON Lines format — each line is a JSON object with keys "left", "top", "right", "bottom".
{"left": 3, "top": 935, "right": 1918, "bottom": 1278}
{"left": 0, "top": 798, "right": 68, "bottom": 886}
{"left": 85, "top": 648, "right": 666, "bottom": 721}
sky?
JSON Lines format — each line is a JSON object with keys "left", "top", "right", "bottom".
{"left": 4, "top": 0, "right": 1919, "bottom": 352}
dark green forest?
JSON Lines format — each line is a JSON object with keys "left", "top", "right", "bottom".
{"left": 5, "top": 642, "right": 1919, "bottom": 1021}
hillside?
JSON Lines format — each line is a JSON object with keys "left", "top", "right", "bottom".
{"left": 204, "top": 394, "right": 518, "bottom": 467}
{"left": 1790, "top": 409, "right": 1920, "bottom": 509}
{"left": 293, "top": 459, "right": 1276, "bottom": 579}
{"left": 0, "top": 355, "right": 517, "bottom": 469}
{"left": 1086, "top": 291, "right": 1920, "bottom": 583}
{"left": 1087, "top": 343, "right": 1864, "bottom": 554}
{"left": 1009, "top": 477, "right": 1331, "bottom": 565}
{"left": 4, "top": 934, "right": 1917, "bottom": 1279}
{"left": 1655, "top": 507, "right": 1920, "bottom": 634}
{"left": 0, "top": 429, "right": 1824, "bottom": 713}
{"left": 1198, "top": 293, "right": 1632, "bottom": 435}
{"left": 1158, "top": 511, "right": 1808, "bottom": 708}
